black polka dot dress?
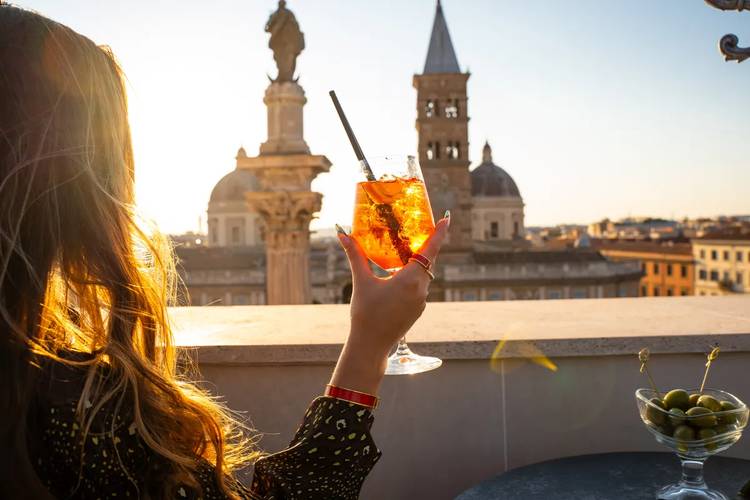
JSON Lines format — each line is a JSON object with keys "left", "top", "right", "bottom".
{"left": 29, "top": 359, "right": 381, "bottom": 499}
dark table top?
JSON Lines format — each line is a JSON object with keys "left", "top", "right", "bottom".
{"left": 455, "top": 452, "right": 750, "bottom": 500}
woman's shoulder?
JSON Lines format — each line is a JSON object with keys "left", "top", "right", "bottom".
{"left": 34, "top": 349, "right": 113, "bottom": 408}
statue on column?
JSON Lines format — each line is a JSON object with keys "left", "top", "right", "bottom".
{"left": 265, "top": 0, "right": 305, "bottom": 82}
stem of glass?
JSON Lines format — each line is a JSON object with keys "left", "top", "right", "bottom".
{"left": 678, "top": 458, "right": 707, "bottom": 490}
{"left": 394, "top": 337, "right": 411, "bottom": 357}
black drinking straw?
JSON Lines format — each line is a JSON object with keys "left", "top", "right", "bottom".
{"left": 328, "top": 90, "right": 413, "bottom": 265}
{"left": 328, "top": 91, "right": 376, "bottom": 182}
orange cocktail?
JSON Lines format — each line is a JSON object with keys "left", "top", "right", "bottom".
{"left": 351, "top": 176, "right": 435, "bottom": 271}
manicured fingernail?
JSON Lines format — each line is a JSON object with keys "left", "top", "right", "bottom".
{"left": 335, "top": 224, "right": 350, "bottom": 242}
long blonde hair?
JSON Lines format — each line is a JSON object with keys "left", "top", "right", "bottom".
{"left": 0, "top": 5, "right": 256, "bottom": 498}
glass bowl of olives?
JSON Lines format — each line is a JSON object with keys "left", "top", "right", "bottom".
{"left": 636, "top": 388, "right": 749, "bottom": 499}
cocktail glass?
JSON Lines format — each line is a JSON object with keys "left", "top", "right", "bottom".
{"left": 351, "top": 155, "right": 442, "bottom": 375}
{"left": 636, "top": 388, "right": 749, "bottom": 499}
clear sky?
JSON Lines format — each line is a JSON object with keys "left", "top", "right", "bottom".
{"left": 13, "top": 0, "right": 750, "bottom": 233}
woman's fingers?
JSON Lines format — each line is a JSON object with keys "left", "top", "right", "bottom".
{"left": 336, "top": 226, "right": 373, "bottom": 285}
{"left": 396, "top": 214, "right": 450, "bottom": 292}
{"left": 416, "top": 214, "right": 450, "bottom": 263}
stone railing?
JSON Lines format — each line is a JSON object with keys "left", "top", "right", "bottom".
{"left": 172, "top": 296, "right": 750, "bottom": 500}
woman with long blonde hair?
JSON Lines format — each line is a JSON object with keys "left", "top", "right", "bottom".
{"left": 0, "top": 4, "right": 448, "bottom": 499}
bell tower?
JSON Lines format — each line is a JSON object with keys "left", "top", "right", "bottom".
{"left": 413, "top": 0, "right": 472, "bottom": 254}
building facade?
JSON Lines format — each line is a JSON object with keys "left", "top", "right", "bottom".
{"left": 595, "top": 241, "right": 694, "bottom": 297}
{"left": 693, "top": 235, "right": 750, "bottom": 296}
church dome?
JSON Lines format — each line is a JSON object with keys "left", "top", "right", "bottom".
{"left": 209, "top": 169, "right": 260, "bottom": 203}
{"left": 470, "top": 142, "right": 521, "bottom": 198}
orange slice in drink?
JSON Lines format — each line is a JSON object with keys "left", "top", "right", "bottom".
{"left": 361, "top": 178, "right": 405, "bottom": 204}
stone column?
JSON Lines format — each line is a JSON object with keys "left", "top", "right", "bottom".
{"left": 245, "top": 189, "right": 325, "bottom": 304}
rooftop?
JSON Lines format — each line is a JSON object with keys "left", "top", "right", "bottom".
{"left": 593, "top": 240, "right": 694, "bottom": 256}
{"left": 172, "top": 296, "right": 750, "bottom": 499}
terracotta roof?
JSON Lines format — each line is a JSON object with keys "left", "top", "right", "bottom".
{"left": 593, "top": 240, "right": 693, "bottom": 256}
{"left": 474, "top": 250, "right": 605, "bottom": 265}
{"left": 695, "top": 233, "right": 750, "bottom": 242}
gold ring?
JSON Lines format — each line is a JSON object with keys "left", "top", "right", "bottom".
{"left": 408, "top": 256, "right": 435, "bottom": 280}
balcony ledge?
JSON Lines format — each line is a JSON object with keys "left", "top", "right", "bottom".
{"left": 172, "top": 296, "right": 750, "bottom": 365}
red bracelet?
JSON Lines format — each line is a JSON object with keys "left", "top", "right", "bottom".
{"left": 325, "top": 384, "right": 379, "bottom": 409}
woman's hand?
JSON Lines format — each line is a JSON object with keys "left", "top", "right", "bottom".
{"left": 328, "top": 213, "right": 450, "bottom": 396}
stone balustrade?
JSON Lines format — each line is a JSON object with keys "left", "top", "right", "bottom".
{"left": 172, "top": 296, "right": 750, "bottom": 500}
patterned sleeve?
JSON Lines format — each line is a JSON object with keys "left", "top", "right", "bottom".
{"left": 32, "top": 393, "right": 379, "bottom": 499}
{"left": 250, "top": 396, "right": 381, "bottom": 500}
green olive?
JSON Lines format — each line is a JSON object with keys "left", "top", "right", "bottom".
{"left": 688, "top": 393, "right": 701, "bottom": 407}
{"left": 668, "top": 408, "right": 686, "bottom": 426}
{"left": 664, "top": 389, "right": 691, "bottom": 410}
{"left": 698, "top": 428, "right": 717, "bottom": 440}
{"left": 686, "top": 406, "right": 718, "bottom": 428}
{"left": 646, "top": 398, "right": 668, "bottom": 426}
{"left": 699, "top": 428, "right": 718, "bottom": 450}
{"left": 714, "top": 424, "right": 737, "bottom": 435}
{"left": 717, "top": 401, "right": 738, "bottom": 425}
{"left": 697, "top": 395, "right": 722, "bottom": 412}
{"left": 673, "top": 424, "right": 696, "bottom": 441}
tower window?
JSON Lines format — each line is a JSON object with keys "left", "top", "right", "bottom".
{"left": 231, "top": 226, "right": 240, "bottom": 244}
{"left": 490, "top": 222, "right": 499, "bottom": 239}
{"left": 445, "top": 99, "right": 459, "bottom": 118}
{"left": 445, "top": 141, "right": 459, "bottom": 159}
{"left": 513, "top": 222, "right": 519, "bottom": 237}
{"left": 426, "top": 142, "right": 439, "bottom": 160}
{"left": 425, "top": 100, "right": 437, "bottom": 118}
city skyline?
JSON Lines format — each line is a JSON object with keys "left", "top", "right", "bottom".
{"left": 17, "top": 0, "right": 750, "bottom": 234}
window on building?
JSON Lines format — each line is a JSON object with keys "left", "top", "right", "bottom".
{"left": 426, "top": 141, "right": 440, "bottom": 160}
{"left": 681, "top": 265, "right": 688, "bottom": 278}
{"left": 654, "top": 286, "right": 660, "bottom": 296}
{"left": 736, "top": 272, "right": 743, "bottom": 285}
{"left": 572, "top": 288, "right": 588, "bottom": 299}
{"left": 445, "top": 141, "right": 460, "bottom": 159}
{"left": 548, "top": 290, "right": 562, "bottom": 299}
{"left": 666, "top": 264, "right": 673, "bottom": 276}
{"left": 700, "top": 249, "right": 706, "bottom": 259}
{"left": 425, "top": 100, "right": 436, "bottom": 118}
{"left": 488, "top": 290, "right": 503, "bottom": 300}
{"left": 681, "top": 289, "right": 689, "bottom": 296}
{"left": 723, "top": 271, "right": 730, "bottom": 282}
{"left": 737, "top": 251, "right": 743, "bottom": 262}
{"left": 444, "top": 99, "right": 459, "bottom": 118}
{"left": 710, "top": 270, "right": 719, "bottom": 281}
{"left": 231, "top": 226, "right": 240, "bottom": 244}
{"left": 640, "top": 285, "right": 647, "bottom": 296}
{"left": 723, "top": 250, "right": 730, "bottom": 261}
{"left": 232, "top": 294, "right": 249, "bottom": 305}
{"left": 490, "top": 221, "right": 499, "bottom": 239}
{"left": 711, "top": 250, "right": 718, "bottom": 260}
{"left": 462, "top": 291, "right": 478, "bottom": 301}
{"left": 641, "top": 262, "right": 646, "bottom": 273}
{"left": 652, "top": 262, "right": 659, "bottom": 275}
{"left": 513, "top": 222, "right": 520, "bottom": 237}
{"left": 667, "top": 288, "right": 674, "bottom": 296}
{"left": 699, "top": 269, "right": 707, "bottom": 280}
